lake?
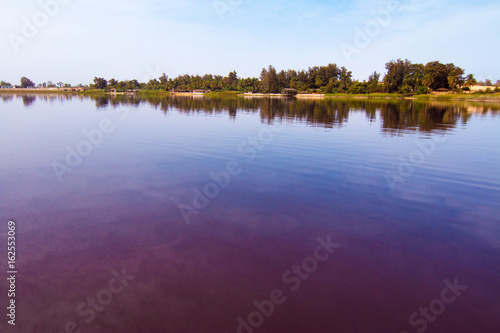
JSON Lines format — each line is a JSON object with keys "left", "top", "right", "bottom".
{"left": 0, "top": 94, "right": 499, "bottom": 333}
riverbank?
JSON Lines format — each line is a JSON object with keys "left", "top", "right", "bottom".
{"left": 0, "top": 88, "right": 80, "bottom": 94}
{"left": 410, "top": 93, "right": 500, "bottom": 102}
{"left": 152, "top": 91, "right": 500, "bottom": 102}
{"left": 2, "top": 89, "right": 500, "bottom": 102}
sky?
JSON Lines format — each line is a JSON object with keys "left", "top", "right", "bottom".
{"left": 0, "top": 0, "right": 499, "bottom": 85}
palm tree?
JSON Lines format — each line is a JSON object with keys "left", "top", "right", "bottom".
{"left": 465, "top": 74, "right": 477, "bottom": 88}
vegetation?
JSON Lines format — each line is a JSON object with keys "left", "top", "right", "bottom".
{"left": 20, "top": 77, "right": 35, "bottom": 88}
{"left": 382, "top": 60, "right": 475, "bottom": 93}
{"left": 75, "top": 59, "right": 500, "bottom": 95}
{"left": 2, "top": 60, "right": 499, "bottom": 98}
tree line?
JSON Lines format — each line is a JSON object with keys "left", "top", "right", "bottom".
{"left": 0, "top": 77, "right": 75, "bottom": 89}
{"left": 90, "top": 60, "right": 500, "bottom": 94}
{"left": 3, "top": 60, "right": 500, "bottom": 94}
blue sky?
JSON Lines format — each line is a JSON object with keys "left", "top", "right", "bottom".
{"left": 0, "top": 0, "right": 499, "bottom": 85}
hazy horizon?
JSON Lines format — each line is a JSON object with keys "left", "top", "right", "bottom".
{"left": 1, "top": 0, "right": 499, "bottom": 85}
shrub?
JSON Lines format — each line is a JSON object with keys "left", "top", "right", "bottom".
{"left": 398, "top": 85, "right": 412, "bottom": 94}
{"left": 417, "top": 86, "right": 429, "bottom": 94}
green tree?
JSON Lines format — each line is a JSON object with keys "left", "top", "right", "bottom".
{"left": 277, "top": 70, "right": 289, "bottom": 90}
{"left": 424, "top": 61, "right": 450, "bottom": 90}
{"left": 406, "top": 64, "right": 425, "bottom": 91}
{"left": 464, "top": 74, "right": 477, "bottom": 88}
{"left": 226, "top": 71, "right": 238, "bottom": 90}
{"left": 315, "top": 75, "right": 324, "bottom": 88}
{"left": 126, "top": 79, "right": 141, "bottom": 90}
{"left": 422, "top": 74, "right": 432, "bottom": 89}
{"left": 367, "top": 72, "right": 381, "bottom": 93}
{"left": 398, "top": 85, "right": 412, "bottom": 94}
{"left": 338, "top": 67, "right": 352, "bottom": 92}
{"left": 383, "top": 59, "right": 412, "bottom": 93}
{"left": 108, "top": 78, "right": 118, "bottom": 87}
{"left": 20, "top": 77, "right": 35, "bottom": 88}
{"left": 260, "top": 65, "right": 279, "bottom": 93}
{"left": 93, "top": 77, "right": 107, "bottom": 89}
{"left": 145, "top": 79, "right": 159, "bottom": 90}
{"left": 422, "top": 62, "right": 464, "bottom": 90}
{"left": 159, "top": 73, "right": 168, "bottom": 84}
{"left": 348, "top": 81, "right": 367, "bottom": 94}
{"left": 447, "top": 67, "right": 465, "bottom": 91}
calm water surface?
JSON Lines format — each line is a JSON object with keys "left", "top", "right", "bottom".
{"left": 0, "top": 94, "right": 499, "bottom": 333}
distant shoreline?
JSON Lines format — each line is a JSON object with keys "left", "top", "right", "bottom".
{"left": 1, "top": 88, "right": 500, "bottom": 102}
{"left": 0, "top": 88, "right": 80, "bottom": 93}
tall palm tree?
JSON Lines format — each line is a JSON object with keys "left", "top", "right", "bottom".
{"left": 465, "top": 74, "right": 477, "bottom": 88}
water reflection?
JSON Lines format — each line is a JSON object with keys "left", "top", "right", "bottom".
{"left": 1, "top": 94, "right": 14, "bottom": 102}
{"left": 1, "top": 93, "right": 499, "bottom": 333}
{"left": 2, "top": 93, "right": 499, "bottom": 134}
{"left": 21, "top": 94, "right": 37, "bottom": 107}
